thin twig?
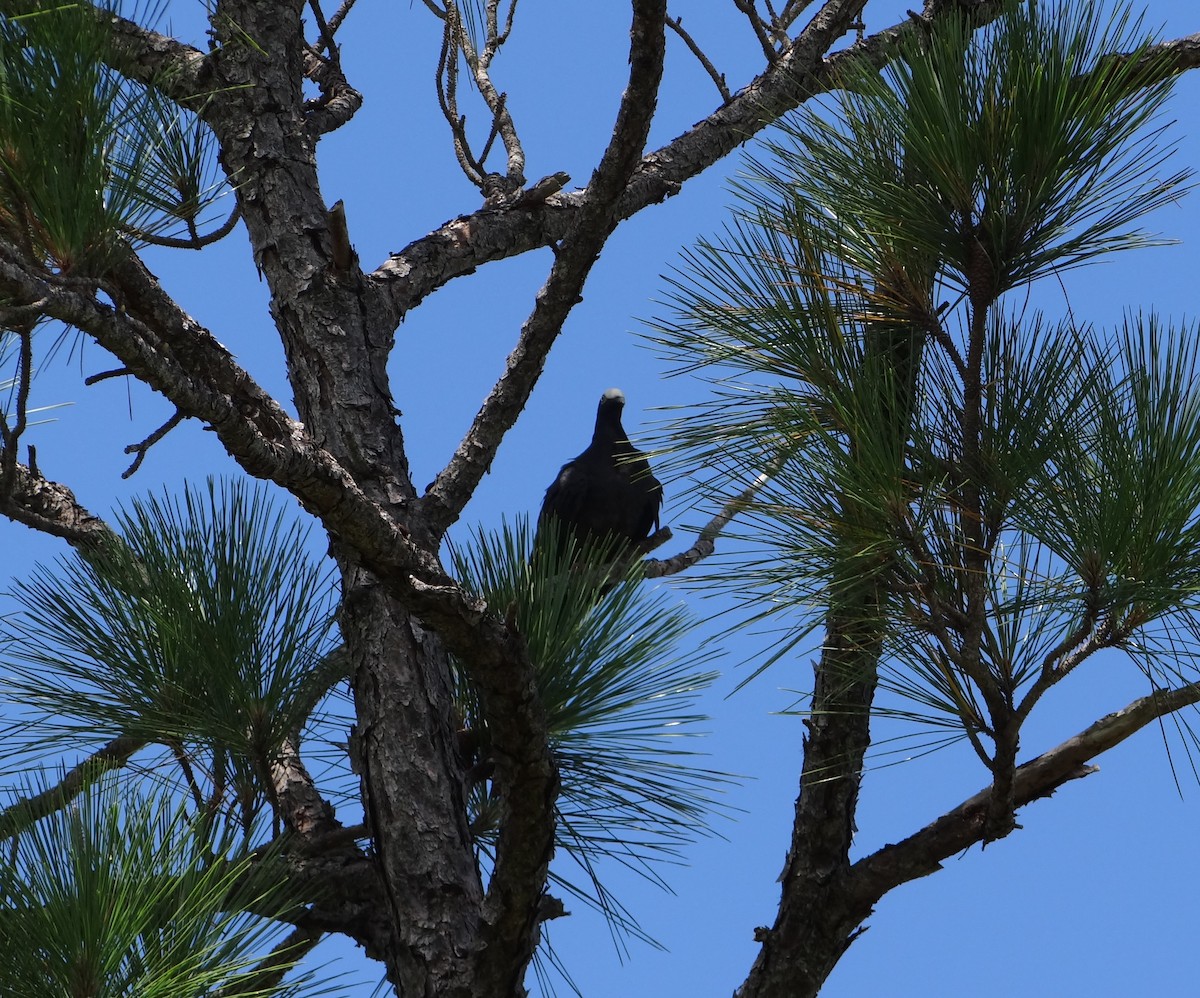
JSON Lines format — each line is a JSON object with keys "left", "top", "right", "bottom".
{"left": 734, "top": 0, "right": 780, "bottom": 62}
{"left": 124, "top": 203, "right": 242, "bottom": 251}
{"left": 667, "top": 15, "right": 731, "bottom": 102}
{"left": 646, "top": 469, "right": 772, "bottom": 578}
{"left": 85, "top": 366, "right": 133, "bottom": 386}
{"left": 122, "top": 408, "right": 186, "bottom": 478}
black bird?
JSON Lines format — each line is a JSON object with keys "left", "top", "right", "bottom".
{"left": 537, "top": 387, "right": 663, "bottom": 560}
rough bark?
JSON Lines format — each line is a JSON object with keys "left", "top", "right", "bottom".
{"left": 1, "top": 2, "right": 1199, "bottom": 996}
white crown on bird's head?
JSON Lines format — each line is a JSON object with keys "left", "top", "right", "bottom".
{"left": 601, "top": 387, "right": 625, "bottom": 404}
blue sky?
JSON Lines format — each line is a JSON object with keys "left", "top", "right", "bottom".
{"left": 4, "top": 1, "right": 1200, "bottom": 995}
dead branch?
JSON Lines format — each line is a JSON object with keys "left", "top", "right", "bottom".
{"left": 122, "top": 408, "right": 186, "bottom": 478}
{"left": 645, "top": 470, "right": 773, "bottom": 577}
{"left": 420, "top": 0, "right": 668, "bottom": 539}
{"left": 667, "top": 14, "right": 731, "bottom": 101}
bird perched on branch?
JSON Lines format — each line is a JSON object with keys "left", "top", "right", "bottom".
{"left": 536, "top": 387, "right": 663, "bottom": 561}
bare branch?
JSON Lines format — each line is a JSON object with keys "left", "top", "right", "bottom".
{"left": 0, "top": 323, "right": 35, "bottom": 486}
{"left": 372, "top": 8, "right": 1200, "bottom": 320}
{"left": 0, "top": 458, "right": 115, "bottom": 550}
{"left": 303, "top": 0, "right": 365, "bottom": 136}
{"left": 436, "top": 2, "right": 487, "bottom": 186}
{"left": 850, "top": 681, "right": 1200, "bottom": 906}
{"left": 667, "top": 14, "right": 731, "bottom": 102}
{"left": 369, "top": 0, "right": 909, "bottom": 317}
{"left": 421, "top": 0, "right": 668, "bottom": 539}
{"left": 645, "top": 470, "right": 772, "bottom": 578}
{"left": 734, "top": 0, "right": 781, "bottom": 63}
{"left": 324, "top": 0, "right": 360, "bottom": 44}
{"left": 121, "top": 407, "right": 186, "bottom": 478}
{"left": 458, "top": 1, "right": 525, "bottom": 190}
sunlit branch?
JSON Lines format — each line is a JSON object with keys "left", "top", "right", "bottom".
{"left": 268, "top": 736, "right": 343, "bottom": 840}
{"left": 304, "top": 0, "right": 365, "bottom": 135}
{"left": 0, "top": 458, "right": 115, "bottom": 549}
{"left": 666, "top": 14, "right": 731, "bottom": 102}
{"left": 645, "top": 470, "right": 774, "bottom": 578}
{"left": 850, "top": 680, "right": 1200, "bottom": 906}
{"left": 121, "top": 407, "right": 186, "bottom": 478}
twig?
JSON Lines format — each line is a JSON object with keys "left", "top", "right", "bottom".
{"left": 308, "top": 0, "right": 342, "bottom": 73}
{"left": 122, "top": 408, "right": 186, "bottom": 478}
{"left": 734, "top": 0, "right": 780, "bottom": 63}
{"left": 324, "top": 0, "right": 358, "bottom": 42}
{"left": 84, "top": 366, "right": 133, "bottom": 386}
{"left": 435, "top": 2, "right": 486, "bottom": 185}
{"left": 667, "top": 15, "right": 731, "bottom": 102}
{"left": 124, "top": 203, "right": 242, "bottom": 251}
{"left": 645, "top": 470, "right": 772, "bottom": 578}
{"left": 0, "top": 323, "right": 34, "bottom": 484}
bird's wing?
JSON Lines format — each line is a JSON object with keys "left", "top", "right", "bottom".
{"left": 540, "top": 460, "right": 587, "bottom": 523}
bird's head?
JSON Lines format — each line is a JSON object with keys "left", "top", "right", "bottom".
{"left": 593, "top": 387, "right": 629, "bottom": 442}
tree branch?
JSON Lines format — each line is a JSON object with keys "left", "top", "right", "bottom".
{"left": 369, "top": 8, "right": 1200, "bottom": 329}
{"left": 645, "top": 470, "right": 772, "bottom": 578}
{"left": 0, "top": 0, "right": 208, "bottom": 101}
{"left": 420, "top": 0, "right": 670, "bottom": 539}
{"left": 0, "top": 458, "right": 116, "bottom": 549}
{"left": 849, "top": 681, "right": 1200, "bottom": 906}
{"left": 667, "top": 13, "right": 731, "bottom": 102}
{"left": 0, "top": 735, "right": 145, "bottom": 842}
{"left": 268, "top": 736, "right": 344, "bottom": 839}
{"left": 368, "top": 0, "right": 907, "bottom": 317}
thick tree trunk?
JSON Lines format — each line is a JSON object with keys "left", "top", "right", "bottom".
{"left": 201, "top": 4, "right": 504, "bottom": 991}
{"left": 343, "top": 577, "right": 485, "bottom": 995}
{"left": 737, "top": 592, "right": 882, "bottom": 998}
